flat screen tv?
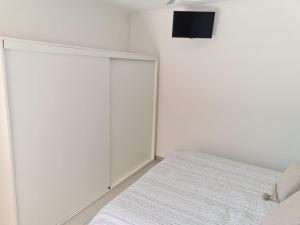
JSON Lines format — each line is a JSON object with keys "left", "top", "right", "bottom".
{"left": 172, "top": 11, "right": 215, "bottom": 39}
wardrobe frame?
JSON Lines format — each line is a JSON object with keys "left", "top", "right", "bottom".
{"left": 0, "top": 37, "right": 158, "bottom": 225}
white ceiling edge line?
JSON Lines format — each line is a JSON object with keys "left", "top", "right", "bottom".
{"left": 0, "top": 37, "right": 157, "bottom": 61}
{"left": 167, "top": 0, "right": 229, "bottom": 5}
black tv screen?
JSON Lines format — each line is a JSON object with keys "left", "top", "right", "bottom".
{"left": 172, "top": 11, "right": 215, "bottom": 39}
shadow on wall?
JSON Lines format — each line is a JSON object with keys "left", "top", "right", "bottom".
{"left": 130, "top": 11, "right": 160, "bottom": 54}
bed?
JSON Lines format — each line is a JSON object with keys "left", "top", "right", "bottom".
{"left": 89, "top": 150, "right": 280, "bottom": 225}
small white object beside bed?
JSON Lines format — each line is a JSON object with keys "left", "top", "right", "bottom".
{"left": 89, "top": 150, "right": 280, "bottom": 225}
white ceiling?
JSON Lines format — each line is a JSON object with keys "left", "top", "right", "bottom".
{"left": 107, "top": 0, "right": 168, "bottom": 11}
{"left": 107, "top": 0, "right": 226, "bottom": 11}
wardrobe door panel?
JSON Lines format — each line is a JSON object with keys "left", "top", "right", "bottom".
{"left": 110, "top": 59, "right": 155, "bottom": 186}
{"left": 5, "top": 50, "right": 110, "bottom": 225}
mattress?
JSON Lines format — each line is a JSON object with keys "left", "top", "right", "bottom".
{"left": 89, "top": 150, "right": 280, "bottom": 225}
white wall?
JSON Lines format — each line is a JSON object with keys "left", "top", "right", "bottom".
{"left": 0, "top": 0, "right": 130, "bottom": 50}
{"left": 130, "top": 0, "right": 300, "bottom": 171}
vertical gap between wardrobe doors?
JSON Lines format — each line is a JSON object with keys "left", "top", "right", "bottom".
{"left": 108, "top": 57, "right": 112, "bottom": 190}
{"left": 151, "top": 59, "right": 159, "bottom": 159}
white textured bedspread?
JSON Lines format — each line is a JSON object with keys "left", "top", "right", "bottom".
{"left": 89, "top": 151, "right": 280, "bottom": 225}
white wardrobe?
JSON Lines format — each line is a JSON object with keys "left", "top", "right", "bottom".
{"left": 0, "top": 38, "right": 158, "bottom": 225}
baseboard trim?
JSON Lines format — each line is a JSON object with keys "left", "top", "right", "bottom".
{"left": 110, "top": 158, "right": 154, "bottom": 189}
{"left": 56, "top": 189, "right": 109, "bottom": 225}
{"left": 155, "top": 155, "right": 164, "bottom": 161}
{"left": 57, "top": 158, "right": 155, "bottom": 225}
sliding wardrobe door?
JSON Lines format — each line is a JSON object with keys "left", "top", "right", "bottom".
{"left": 5, "top": 50, "right": 110, "bottom": 225}
{"left": 110, "top": 59, "right": 156, "bottom": 186}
